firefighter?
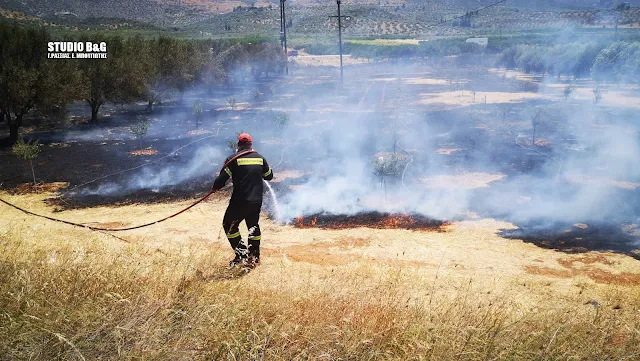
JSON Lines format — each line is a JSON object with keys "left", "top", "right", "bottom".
{"left": 212, "top": 133, "right": 273, "bottom": 268}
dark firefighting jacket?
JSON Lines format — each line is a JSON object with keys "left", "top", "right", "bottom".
{"left": 213, "top": 150, "right": 273, "bottom": 204}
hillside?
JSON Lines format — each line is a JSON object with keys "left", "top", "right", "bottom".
{"left": 0, "top": 0, "right": 168, "bottom": 20}
{"left": 3, "top": 0, "right": 639, "bottom": 20}
{"left": 2, "top": 0, "right": 640, "bottom": 35}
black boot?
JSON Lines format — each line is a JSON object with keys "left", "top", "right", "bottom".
{"left": 228, "top": 237, "right": 248, "bottom": 268}
{"left": 247, "top": 240, "right": 260, "bottom": 267}
{"left": 229, "top": 247, "right": 248, "bottom": 268}
{"left": 228, "top": 254, "right": 246, "bottom": 268}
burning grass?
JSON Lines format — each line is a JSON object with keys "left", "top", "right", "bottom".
{"left": 294, "top": 212, "right": 449, "bottom": 231}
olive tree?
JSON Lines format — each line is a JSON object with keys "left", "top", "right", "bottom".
{"left": 0, "top": 22, "right": 81, "bottom": 142}
{"left": 12, "top": 137, "right": 40, "bottom": 185}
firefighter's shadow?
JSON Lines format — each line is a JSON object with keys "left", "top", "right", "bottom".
{"left": 194, "top": 265, "right": 254, "bottom": 283}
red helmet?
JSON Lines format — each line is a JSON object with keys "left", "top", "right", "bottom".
{"left": 237, "top": 133, "right": 252, "bottom": 143}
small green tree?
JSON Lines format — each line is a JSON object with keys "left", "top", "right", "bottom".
{"left": 564, "top": 84, "right": 575, "bottom": 100}
{"left": 130, "top": 121, "right": 150, "bottom": 141}
{"left": 227, "top": 97, "right": 238, "bottom": 110}
{"left": 12, "top": 137, "right": 40, "bottom": 185}
{"left": 593, "top": 86, "right": 604, "bottom": 104}
{"left": 274, "top": 112, "right": 290, "bottom": 131}
{"left": 193, "top": 101, "right": 203, "bottom": 128}
{"left": 372, "top": 152, "right": 410, "bottom": 199}
{"left": 227, "top": 130, "right": 250, "bottom": 153}
{"left": 373, "top": 153, "right": 409, "bottom": 179}
{"left": 227, "top": 139, "right": 237, "bottom": 153}
{"left": 531, "top": 108, "right": 545, "bottom": 145}
{"left": 253, "top": 90, "right": 262, "bottom": 105}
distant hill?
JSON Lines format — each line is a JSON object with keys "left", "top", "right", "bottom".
{"left": 0, "top": 0, "right": 167, "bottom": 20}
{"left": 1, "top": 0, "right": 640, "bottom": 26}
{"left": 4, "top": 0, "right": 640, "bottom": 20}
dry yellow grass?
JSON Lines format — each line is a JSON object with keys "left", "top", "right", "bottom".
{"left": 186, "top": 129, "right": 213, "bottom": 136}
{"left": 293, "top": 54, "right": 369, "bottom": 67}
{"left": 269, "top": 169, "right": 306, "bottom": 183}
{"left": 419, "top": 91, "right": 542, "bottom": 110}
{"left": 1, "top": 190, "right": 640, "bottom": 360}
{"left": 436, "top": 147, "right": 461, "bottom": 155}
{"left": 129, "top": 148, "right": 159, "bottom": 156}
{"left": 565, "top": 174, "right": 640, "bottom": 190}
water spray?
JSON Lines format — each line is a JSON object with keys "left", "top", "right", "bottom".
{"left": 263, "top": 180, "right": 282, "bottom": 223}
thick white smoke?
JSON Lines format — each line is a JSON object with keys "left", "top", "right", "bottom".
{"left": 79, "top": 144, "right": 223, "bottom": 196}
{"left": 69, "top": 57, "right": 640, "bottom": 237}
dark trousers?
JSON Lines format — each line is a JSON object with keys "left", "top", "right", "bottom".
{"left": 223, "top": 202, "right": 262, "bottom": 258}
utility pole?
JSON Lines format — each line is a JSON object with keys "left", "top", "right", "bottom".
{"left": 279, "top": 0, "right": 283, "bottom": 47}
{"left": 614, "top": 6, "right": 621, "bottom": 39}
{"left": 337, "top": 0, "right": 343, "bottom": 83}
{"left": 329, "top": 1, "right": 351, "bottom": 83}
{"left": 280, "top": 0, "right": 289, "bottom": 74}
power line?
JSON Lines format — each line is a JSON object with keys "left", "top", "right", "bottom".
{"left": 447, "top": 0, "right": 508, "bottom": 23}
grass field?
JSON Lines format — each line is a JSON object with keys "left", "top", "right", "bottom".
{"left": 1, "top": 190, "right": 639, "bottom": 360}
{"left": 1, "top": 12, "right": 640, "bottom": 356}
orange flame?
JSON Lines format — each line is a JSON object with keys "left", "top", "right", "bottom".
{"left": 293, "top": 213, "right": 446, "bottom": 232}
{"left": 381, "top": 214, "right": 415, "bottom": 228}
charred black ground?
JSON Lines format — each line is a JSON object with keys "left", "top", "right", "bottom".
{"left": 2, "top": 64, "right": 639, "bottom": 260}
{"left": 500, "top": 221, "right": 640, "bottom": 261}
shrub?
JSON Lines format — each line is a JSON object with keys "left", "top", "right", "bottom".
{"left": 12, "top": 137, "right": 40, "bottom": 185}
{"left": 564, "top": 84, "right": 576, "bottom": 100}
{"left": 193, "top": 101, "right": 203, "bottom": 128}
{"left": 274, "top": 112, "right": 290, "bottom": 131}
{"left": 593, "top": 85, "right": 605, "bottom": 104}
{"left": 372, "top": 152, "right": 410, "bottom": 179}
{"left": 227, "top": 139, "right": 237, "bottom": 153}
{"left": 129, "top": 121, "right": 150, "bottom": 140}
{"left": 227, "top": 97, "right": 238, "bottom": 110}
{"left": 253, "top": 90, "right": 263, "bottom": 104}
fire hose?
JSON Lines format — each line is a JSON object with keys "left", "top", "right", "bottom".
{"left": 0, "top": 150, "right": 256, "bottom": 232}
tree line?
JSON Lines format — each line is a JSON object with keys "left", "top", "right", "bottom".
{"left": 303, "top": 39, "right": 484, "bottom": 59}
{"left": 497, "top": 40, "right": 640, "bottom": 85}
{"left": 0, "top": 22, "right": 286, "bottom": 142}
